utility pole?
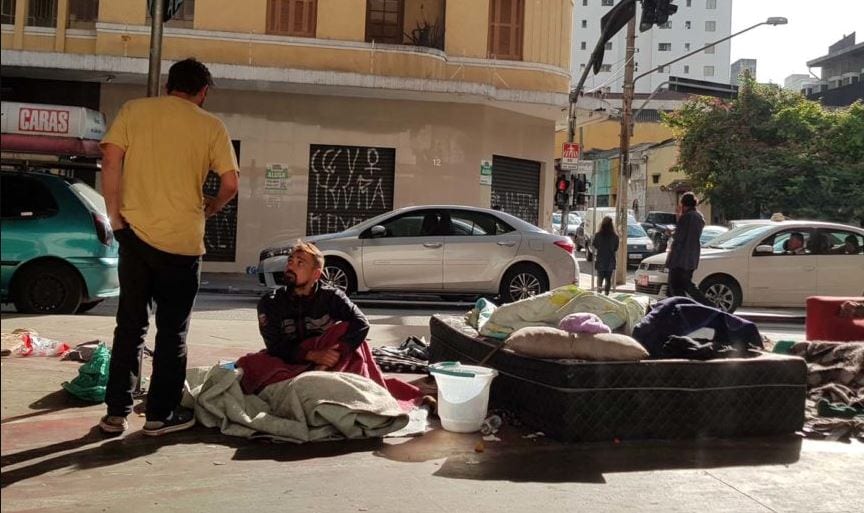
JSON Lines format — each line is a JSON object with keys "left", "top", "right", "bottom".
{"left": 147, "top": 0, "right": 165, "bottom": 97}
{"left": 614, "top": 17, "right": 636, "bottom": 286}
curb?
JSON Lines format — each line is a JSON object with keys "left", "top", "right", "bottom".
{"left": 198, "top": 286, "right": 266, "bottom": 296}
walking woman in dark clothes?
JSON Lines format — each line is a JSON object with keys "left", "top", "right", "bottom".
{"left": 592, "top": 216, "right": 620, "bottom": 295}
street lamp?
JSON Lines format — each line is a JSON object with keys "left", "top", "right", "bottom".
{"left": 634, "top": 17, "right": 789, "bottom": 84}
{"left": 609, "top": 16, "right": 788, "bottom": 286}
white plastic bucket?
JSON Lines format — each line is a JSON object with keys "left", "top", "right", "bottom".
{"left": 429, "top": 362, "right": 498, "bottom": 433}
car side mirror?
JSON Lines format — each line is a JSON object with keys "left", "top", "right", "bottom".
{"left": 370, "top": 225, "right": 386, "bottom": 238}
{"left": 755, "top": 244, "right": 773, "bottom": 255}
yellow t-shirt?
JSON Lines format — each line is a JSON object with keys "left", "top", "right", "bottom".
{"left": 101, "top": 95, "right": 238, "bottom": 256}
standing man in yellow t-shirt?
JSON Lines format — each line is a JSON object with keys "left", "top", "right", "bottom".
{"left": 98, "top": 58, "right": 239, "bottom": 436}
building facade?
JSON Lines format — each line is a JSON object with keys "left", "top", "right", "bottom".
{"left": 805, "top": 32, "right": 864, "bottom": 106}
{"left": 783, "top": 73, "right": 820, "bottom": 94}
{"left": 570, "top": 0, "right": 732, "bottom": 94}
{"left": 729, "top": 57, "right": 756, "bottom": 86}
{"left": 1, "top": 0, "right": 573, "bottom": 272}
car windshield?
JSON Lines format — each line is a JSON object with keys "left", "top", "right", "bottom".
{"left": 627, "top": 224, "right": 648, "bottom": 238}
{"left": 707, "top": 224, "right": 776, "bottom": 249}
{"left": 552, "top": 213, "right": 580, "bottom": 225}
{"left": 650, "top": 213, "right": 676, "bottom": 224}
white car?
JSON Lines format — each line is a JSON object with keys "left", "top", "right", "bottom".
{"left": 634, "top": 220, "right": 864, "bottom": 312}
{"left": 258, "top": 205, "right": 579, "bottom": 303}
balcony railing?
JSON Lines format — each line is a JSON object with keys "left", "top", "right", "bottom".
{"left": 68, "top": 0, "right": 98, "bottom": 29}
{"left": 27, "top": 0, "right": 56, "bottom": 28}
{"left": 365, "top": 0, "right": 445, "bottom": 51}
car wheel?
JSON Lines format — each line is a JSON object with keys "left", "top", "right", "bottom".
{"left": 76, "top": 299, "right": 104, "bottom": 314}
{"left": 499, "top": 263, "right": 549, "bottom": 304}
{"left": 13, "top": 262, "right": 83, "bottom": 314}
{"left": 700, "top": 275, "right": 742, "bottom": 313}
{"left": 321, "top": 259, "right": 357, "bottom": 295}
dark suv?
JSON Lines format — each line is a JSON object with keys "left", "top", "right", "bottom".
{"left": 641, "top": 211, "right": 677, "bottom": 253}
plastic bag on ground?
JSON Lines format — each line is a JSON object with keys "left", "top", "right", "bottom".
{"left": 11, "top": 332, "right": 71, "bottom": 357}
{"left": 62, "top": 342, "right": 111, "bottom": 402}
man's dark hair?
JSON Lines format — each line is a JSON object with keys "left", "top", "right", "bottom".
{"left": 790, "top": 232, "right": 804, "bottom": 242}
{"left": 166, "top": 58, "right": 213, "bottom": 95}
{"left": 680, "top": 192, "right": 697, "bottom": 208}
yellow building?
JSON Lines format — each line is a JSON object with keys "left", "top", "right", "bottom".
{"left": 2, "top": 0, "right": 573, "bottom": 271}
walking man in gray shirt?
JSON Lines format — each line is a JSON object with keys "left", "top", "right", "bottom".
{"left": 666, "top": 192, "right": 712, "bottom": 305}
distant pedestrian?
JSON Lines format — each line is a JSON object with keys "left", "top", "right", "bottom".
{"left": 666, "top": 192, "right": 712, "bottom": 306}
{"left": 98, "top": 58, "right": 239, "bottom": 436}
{"left": 592, "top": 216, "right": 619, "bottom": 295}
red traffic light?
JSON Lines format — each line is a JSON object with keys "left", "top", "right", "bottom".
{"left": 557, "top": 175, "right": 569, "bottom": 192}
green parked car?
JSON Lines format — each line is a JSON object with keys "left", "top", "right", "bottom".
{"left": 1, "top": 168, "right": 119, "bottom": 314}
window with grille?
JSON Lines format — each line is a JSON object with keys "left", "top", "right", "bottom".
{"left": 601, "top": 0, "right": 614, "bottom": 5}
{"left": 658, "top": 66, "right": 666, "bottom": 73}
{"left": 68, "top": 0, "right": 98, "bottom": 29}
{"left": 684, "top": 42, "right": 690, "bottom": 50}
{"left": 27, "top": 0, "right": 56, "bottom": 27}
{"left": 706, "top": 0, "right": 717, "bottom": 9}
{"left": 268, "top": 0, "right": 317, "bottom": 37}
{"left": 705, "top": 20, "right": 716, "bottom": 32}
{"left": 605, "top": 41, "right": 612, "bottom": 50}
{"left": 704, "top": 65, "right": 715, "bottom": 76}
{"left": 684, "top": 65, "right": 689, "bottom": 74}
{"left": 365, "top": 0, "right": 403, "bottom": 44}
{"left": 488, "top": 0, "right": 524, "bottom": 61}
{"left": 685, "top": 21, "right": 691, "bottom": 29}
{"left": 686, "top": 0, "right": 692, "bottom": 6}
{"left": 659, "top": 21, "right": 671, "bottom": 29}
{"left": 658, "top": 42, "right": 671, "bottom": 51}
{"left": 581, "top": 19, "right": 587, "bottom": 28}
{"left": 704, "top": 44, "right": 715, "bottom": 54}
{"left": 1, "top": 0, "right": 15, "bottom": 24}
{"left": 600, "top": 64, "right": 612, "bottom": 72}
{"left": 581, "top": 41, "right": 586, "bottom": 50}
{"left": 147, "top": 0, "right": 195, "bottom": 29}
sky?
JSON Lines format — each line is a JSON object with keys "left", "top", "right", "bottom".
{"left": 729, "top": 0, "right": 864, "bottom": 85}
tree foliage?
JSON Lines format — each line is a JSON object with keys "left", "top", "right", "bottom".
{"left": 662, "top": 78, "right": 864, "bottom": 225}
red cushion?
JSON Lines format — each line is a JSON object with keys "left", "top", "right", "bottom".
{"left": 806, "top": 296, "right": 864, "bottom": 341}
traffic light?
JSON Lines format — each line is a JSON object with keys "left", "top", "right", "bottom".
{"left": 576, "top": 194, "right": 588, "bottom": 206}
{"left": 592, "top": 0, "right": 637, "bottom": 74}
{"left": 640, "top": 0, "right": 678, "bottom": 32}
{"left": 555, "top": 174, "right": 571, "bottom": 209}
{"left": 557, "top": 174, "right": 570, "bottom": 192}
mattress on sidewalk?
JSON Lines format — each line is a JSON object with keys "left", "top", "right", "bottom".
{"left": 429, "top": 315, "right": 807, "bottom": 442}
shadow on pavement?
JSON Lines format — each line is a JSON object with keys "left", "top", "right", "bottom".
{"left": 0, "top": 389, "right": 96, "bottom": 426}
{"left": 0, "top": 425, "right": 383, "bottom": 489}
{"left": 375, "top": 427, "right": 802, "bottom": 483}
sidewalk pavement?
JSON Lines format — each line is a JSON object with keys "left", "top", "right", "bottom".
{"left": 200, "top": 272, "right": 807, "bottom": 324}
{"left": 1, "top": 311, "right": 860, "bottom": 513}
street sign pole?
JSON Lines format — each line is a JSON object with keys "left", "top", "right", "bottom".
{"left": 147, "top": 0, "right": 165, "bottom": 97}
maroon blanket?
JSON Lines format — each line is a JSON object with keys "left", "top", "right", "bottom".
{"left": 236, "top": 322, "right": 423, "bottom": 410}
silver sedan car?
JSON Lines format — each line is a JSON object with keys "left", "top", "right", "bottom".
{"left": 258, "top": 205, "right": 579, "bottom": 303}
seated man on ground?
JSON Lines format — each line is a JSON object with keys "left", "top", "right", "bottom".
{"left": 238, "top": 241, "right": 422, "bottom": 406}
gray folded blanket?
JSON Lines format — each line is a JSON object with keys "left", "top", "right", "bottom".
{"left": 183, "top": 366, "right": 409, "bottom": 443}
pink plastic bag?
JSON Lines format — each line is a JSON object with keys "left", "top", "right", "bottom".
{"left": 12, "top": 333, "right": 71, "bottom": 357}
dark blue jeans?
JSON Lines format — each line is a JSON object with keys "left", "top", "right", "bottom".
{"left": 667, "top": 267, "right": 712, "bottom": 306}
{"left": 105, "top": 228, "right": 200, "bottom": 421}
{"left": 598, "top": 269, "right": 614, "bottom": 295}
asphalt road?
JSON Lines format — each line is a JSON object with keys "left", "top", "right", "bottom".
{"left": 59, "top": 291, "right": 805, "bottom": 342}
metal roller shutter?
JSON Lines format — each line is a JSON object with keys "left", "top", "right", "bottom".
{"left": 203, "top": 140, "right": 241, "bottom": 262}
{"left": 491, "top": 155, "right": 541, "bottom": 226}
{"left": 306, "top": 144, "right": 396, "bottom": 236}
